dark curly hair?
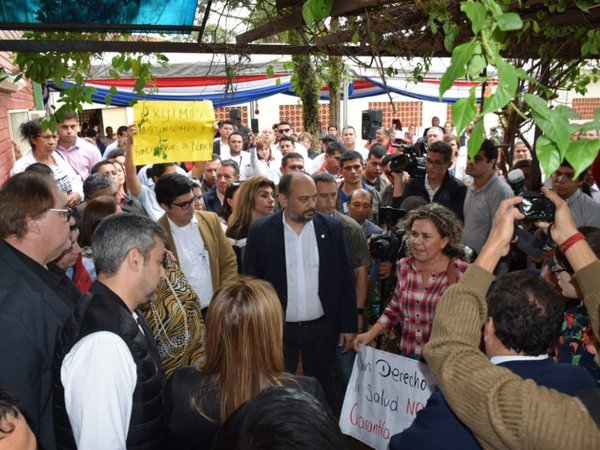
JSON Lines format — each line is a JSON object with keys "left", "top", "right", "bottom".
{"left": 487, "top": 271, "right": 563, "bottom": 355}
{"left": 400, "top": 203, "right": 465, "bottom": 259}
{"left": 19, "top": 120, "right": 43, "bottom": 151}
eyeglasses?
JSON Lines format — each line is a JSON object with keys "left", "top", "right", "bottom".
{"left": 48, "top": 207, "right": 74, "bottom": 221}
{"left": 278, "top": 128, "right": 291, "bottom": 133}
{"left": 172, "top": 196, "right": 200, "bottom": 209}
{"left": 426, "top": 158, "right": 446, "bottom": 167}
{"left": 38, "top": 134, "right": 58, "bottom": 141}
{"left": 550, "top": 265, "right": 566, "bottom": 275}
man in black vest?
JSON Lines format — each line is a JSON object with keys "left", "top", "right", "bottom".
{"left": 53, "top": 214, "right": 168, "bottom": 450}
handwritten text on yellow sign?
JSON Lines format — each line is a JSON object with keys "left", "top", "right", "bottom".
{"left": 133, "top": 101, "right": 214, "bottom": 165}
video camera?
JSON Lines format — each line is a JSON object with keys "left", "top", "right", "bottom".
{"left": 386, "top": 145, "right": 427, "bottom": 179}
{"left": 370, "top": 207, "right": 406, "bottom": 261}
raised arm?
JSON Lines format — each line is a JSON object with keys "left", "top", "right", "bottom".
{"left": 124, "top": 125, "right": 143, "bottom": 197}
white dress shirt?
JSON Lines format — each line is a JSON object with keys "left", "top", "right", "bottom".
{"left": 61, "top": 330, "right": 138, "bottom": 450}
{"left": 169, "top": 216, "right": 214, "bottom": 308}
{"left": 282, "top": 214, "right": 323, "bottom": 322}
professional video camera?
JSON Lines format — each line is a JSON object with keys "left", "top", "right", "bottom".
{"left": 386, "top": 145, "right": 427, "bottom": 179}
{"left": 370, "top": 207, "right": 406, "bottom": 260}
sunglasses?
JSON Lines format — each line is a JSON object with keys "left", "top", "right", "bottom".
{"left": 278, "top": 128, "right": 291, "bottom": 133}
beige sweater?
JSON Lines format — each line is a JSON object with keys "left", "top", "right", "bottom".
{"left": 424, "top": 261, "right": 600, "bottom": 449}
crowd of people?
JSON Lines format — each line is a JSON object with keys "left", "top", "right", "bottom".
{"left": 0, "top": 111, "right": 599, "bottom": 450}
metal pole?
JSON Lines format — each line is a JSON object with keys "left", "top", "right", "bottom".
{"left": 342, "top": 64, "right": 349, "bottom": 128}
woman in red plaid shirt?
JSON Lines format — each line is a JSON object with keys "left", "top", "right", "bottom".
{"left": 354, "top": 203, "right": 469, "bottom": 358}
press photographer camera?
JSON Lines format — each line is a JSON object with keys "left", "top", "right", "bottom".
{"left": 508, "top": 168, "right": 555, "bottom": 258}
{"left": 370, "top": 206, "right": 406, "bottom": 261}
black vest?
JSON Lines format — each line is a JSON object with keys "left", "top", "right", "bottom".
{"left": 53, "top": 282, "right": 166, "bottom": 450}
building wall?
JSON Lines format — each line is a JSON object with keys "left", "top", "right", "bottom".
{"left": 0, "top": 30, "right": 35, "bottom": 184}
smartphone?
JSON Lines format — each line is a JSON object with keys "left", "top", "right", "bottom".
{"left": 518, "top": 193, "right": 555, "bottom": 221}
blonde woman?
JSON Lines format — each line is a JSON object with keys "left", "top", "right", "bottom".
{"left": 165, "top": 278, "right": 326, "bottom": 449}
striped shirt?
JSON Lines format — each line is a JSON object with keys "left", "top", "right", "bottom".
{"left": 377, "top": 256, "right": 468, "bottom": 357}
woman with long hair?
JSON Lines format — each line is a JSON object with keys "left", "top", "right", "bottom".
{"left": 12, "top": 120, "right": 83, "bottom": 206}
{"left": 354, "top": 203, "right": 468, "bottom": 358}
{"left": 226, "top": 176, "right": 276, "bottom": 270}
{"left": 166, "top": 277, "right": 326, "bottom": 449}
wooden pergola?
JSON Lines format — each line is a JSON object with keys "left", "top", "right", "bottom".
{"left": 0, "top": 0, "right": 597, "bottom": 60}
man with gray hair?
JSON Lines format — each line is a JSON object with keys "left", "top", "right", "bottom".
{"left": 74, "top": 172, "right": 119, "bottom": 222}
{"left": 82, "top": 172, "right": 116, "bottom": 201}
{"left": 53, "top": 214, "right": 168, "bottom": 449}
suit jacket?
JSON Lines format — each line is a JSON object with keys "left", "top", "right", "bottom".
{"left": 243, "top": 210, "right": 357, "bottom": 338}
{"left": 158, "top": 211, "right": 237, "bottom": 293}
{"left": 389, "top": 357, "right": 596, "bottom": 450}
{"left": 0, "top": 241, "right": 72, "bottom": 450}
{"left": 202, "top": 188, "right": 221, "bottom": 214}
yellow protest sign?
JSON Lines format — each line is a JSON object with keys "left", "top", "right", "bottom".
{"left": 133, "top": 101, "right": 214, "bottom": 165}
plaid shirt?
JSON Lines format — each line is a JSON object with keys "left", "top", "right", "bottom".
{"left": 377, "top": 256, "right": 468, "bottom": 356}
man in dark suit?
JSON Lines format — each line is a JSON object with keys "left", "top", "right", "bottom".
{"left": 390, "top": 270, "right": 596, "bottom": 450}
{"left": 0, "top": 171, "right": 76, "bottom": 450}
{"left": 203, "top": 159, "right": 239, "bottom": 214}
{"left": 243, "top": 171, "right": 358, "bottom": 407}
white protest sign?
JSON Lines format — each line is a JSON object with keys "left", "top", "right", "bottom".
{"left": 339, "top": 345, "right": 436, "bottom": 450}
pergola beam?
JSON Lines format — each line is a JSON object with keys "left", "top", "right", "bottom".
{"left": 236, "top": 0, "right": 382, "bottom": 45}
{"left": 0, "top": 37, "right": 584, "bottom": 59}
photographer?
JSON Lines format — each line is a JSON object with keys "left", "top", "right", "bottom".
{"left": 423, "top": 190, "right": 600, "bottom": 448}
{"left": 353, "top": 203, "right": 468, "bottom": 358}
{"left": 388, "top": 141, "right": 466, "bottom": 220}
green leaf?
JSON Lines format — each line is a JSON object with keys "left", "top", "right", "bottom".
{"left": 525, "top": 94, "right": 572, "bottom": 153}
{"left": 351, "top": 32, "right": 360, "bottom": 44}
{"left": 536, "top": 136, "right": 561, "bottom": 179}
{"left": 302, "top": 0, "right": 333, "bottom": 27}
{"left": 565, "top": 139, "right": 600, "bottom": 178}
{"left": 452, "top": 87, "right": 477, "bottom": 137}
{"left": 481, "top": 59, "right": 518, "bottom": 115}
{"left": 467, "top": 117, "right": 485, "bottom": 160}
{"left": 496, "top": 13, "right": 523, "bottom": 31}
{"left": 266, "top": 65, "right": 274, "bottom": 78}
{"left": 461, "top": 2, "right": 487, "bottom": 34}
{"left": 439, "top": 39, "right": 478, "bottom": 98}
{"left": 466, "top": 53, "right": 486, "bottom": 78}
{"left": 481, "top": 0, "right": 503, "bottom": 19}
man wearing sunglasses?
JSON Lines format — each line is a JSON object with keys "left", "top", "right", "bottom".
{"left": 0, "top": 171, "right": 76, "bottom": 450}
{"left": 275, "top": 121, "right": 309, "bottom": 163}
{"left": 390, "top": 140, "right": 466, "bottom": 221}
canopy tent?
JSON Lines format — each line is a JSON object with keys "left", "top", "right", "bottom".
{"left": 47, "top": 54, "right": 497, "bottom": 108}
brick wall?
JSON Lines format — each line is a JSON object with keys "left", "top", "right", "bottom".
{"left": 278, "top": 104, "right": 331, "bottom": 132}
{"left": 367, "top": 101, "right": 422, "bottom": 128}
{"left": 0, "top": 30, "right": 35, "bottom": 184}
{"left": 573, "top": 98, "right": 600, "bottom": 120}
